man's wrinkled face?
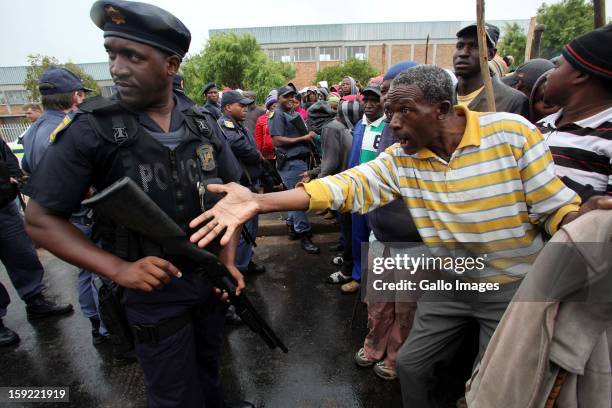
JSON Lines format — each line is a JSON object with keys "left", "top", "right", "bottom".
{"left": 385, "top": 84, "right": 439, "bottom": 154}
{"left": 362, "top": 92, "right": 383, "bottom": 122}
{"left": 206, "top": 88, "right": 219, "bottom": 104}
{"left": 225, "top": 102, "right": 248, "bottom": 122}
{"left": 453, "top": 34, "right": 494, "bottom": 78}
{"left": 105, "top": 37, "right": 175, "bottom": 109}
{"left": 543, "top": 56, "right": 574, "bottom": 107}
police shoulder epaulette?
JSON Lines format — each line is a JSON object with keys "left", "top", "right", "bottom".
{"left": 268, "top": 111, "right": 275, "bottom": 119}
{"left": 223, "top": 120, "right": 235, "bottom": 129}
{"left": 49, "top": 109, "right": 78, "bottom": 143}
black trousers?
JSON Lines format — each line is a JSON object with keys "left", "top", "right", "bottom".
{"left": 131, "top": 295, "right": 227, "bottom": 408}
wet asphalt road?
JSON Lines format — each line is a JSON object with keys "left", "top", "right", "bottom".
{"left": 0, "top": 232, "right": 402, "bottom": 408}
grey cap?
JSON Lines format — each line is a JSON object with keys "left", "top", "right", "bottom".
{"left": 456, "top": 23, "right": 500, "bottom": 47}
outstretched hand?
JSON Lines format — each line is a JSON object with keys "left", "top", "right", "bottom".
{"left": 189, "top": 182, "right": 259, "bottom": 248}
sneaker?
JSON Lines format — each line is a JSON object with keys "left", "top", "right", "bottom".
{"left": 331, "top": 256, "right": 344, "bottom": 266}
{"left": 0, "top": 320, "right": 20, "bottom": 347}
{"left": 341, "top": 280, "right": 360, "bottom": 294}
{"left": 354, "top": 347, "right": 376, "bottom": 367}
{"left": 326, "top": 271, "right": 352, "bottom": 284}
{"left": 25, "top": 293, "right": 74, "bottom": 319}
{"left": 373, "top": 361, "right": 397, "bottom": 381}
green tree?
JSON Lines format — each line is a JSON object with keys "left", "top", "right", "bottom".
{"left": 537, "top": 0, "right": 594, "bottom": 58}
{"left": 24, "top": 54, "right": 100, "bottom": 102}
{"left": 314, "top": 58, "right": 379, "bottom": 88}
{"left": 497, "top": 23, "right": 527, "bottom": 69}
{"left": 181, "top": 33, "right": 295, "bottom": 104}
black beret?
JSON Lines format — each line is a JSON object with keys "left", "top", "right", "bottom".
{"left": 562, "top": 24, "right": 612, "bottom": 82}
{"left": 202, "top": 82, "right": 217, "bottom": 94}
{"left": 90, "top": 0, "right": 191, "bottom": 58}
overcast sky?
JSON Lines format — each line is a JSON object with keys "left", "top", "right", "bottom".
{"left": 1, "top": 0, "right": 608, "bottom": 66}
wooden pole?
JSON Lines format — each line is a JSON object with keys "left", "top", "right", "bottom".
{"left": 531, "top": 24, "right": 545, "bottom": 59}
{"left": 524, "top": 17, "right": 537, "bottom": 62}
{"left": 425, "top": 34, "right": 430, "bottom": 64}
{"left": 594, "top": 0, "right": 606, "bottom": 28}
{"left": 476, "top": 0, "right": 496, "bottom": 112}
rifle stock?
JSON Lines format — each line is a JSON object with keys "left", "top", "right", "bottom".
{"left": 82, "top": 177, "right": 288, "bottom": 353}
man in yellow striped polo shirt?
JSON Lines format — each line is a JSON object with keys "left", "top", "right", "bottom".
{"left": 190, "top": 66, "right": 612, "bottom": 407}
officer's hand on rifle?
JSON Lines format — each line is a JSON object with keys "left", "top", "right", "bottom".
{"left": 189, "top": 182, "right": 259, "bottom": 248}
{"left": 214, "top": 263, "right": 245, "bottom": 303}
{"left": 114, "top": 256, "right": 182, "bottom": 292}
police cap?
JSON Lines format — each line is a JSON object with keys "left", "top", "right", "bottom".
{"left": 39, "top": 67, "right": 93, "bottom": 95}
{"left": 221, "top": 91, "right": 254, "bottom": 108}
{"left": 90, "top": 0, "right": 191, "bottom": 58}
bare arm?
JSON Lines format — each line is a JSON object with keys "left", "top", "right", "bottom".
{"left": 271, "top": 132, "right": 314, "bottom": 147}
{"left": 25, "top": 200, "right": 182, "bottom": 292}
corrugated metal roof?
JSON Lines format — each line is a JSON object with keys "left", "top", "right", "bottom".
{"left": 0, "top": 62, "right": 111, "bottom": 86}
{"left": 210, "top": 20, "right": 530, "bottom": 44}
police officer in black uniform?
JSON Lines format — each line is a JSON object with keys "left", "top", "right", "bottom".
{"left": 217, "top": 91, "right": 266, "bottom": 275}
{"left": 202, "top": 82, "right": 223, "bottom": 121}
{"left": 268, "top": 86, "right": 320, "bottom": 254}
{"left": 23, "top": 1, "right": 251, "bottom": 407}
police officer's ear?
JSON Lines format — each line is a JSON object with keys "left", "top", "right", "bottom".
{"left": 165, "top": 54, "right": 182, "bottom": 78}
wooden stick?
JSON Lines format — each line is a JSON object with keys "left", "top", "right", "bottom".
{"left": 544, "top": 369, "right": 568, "bottom": 408}
{"left": 531, "top": 24, "right": 545, "bottom": 59}
{"left": 594, "top": 0, "right": 606, "bottom": 28}
{"left": 425, "top": 34, "right": 430, "bottom": 64}
{"left": 476, "top": 0, "right": 496, "bottom": 112}
{"left": 524, "top": 17, "right": 537, "bottom": 62}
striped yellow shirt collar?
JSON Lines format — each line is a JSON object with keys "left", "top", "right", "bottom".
{"left": 414, "top": 105, "right": 481, "bottom": 160}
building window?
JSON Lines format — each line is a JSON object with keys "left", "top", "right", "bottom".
{"left": 346, "top": 46, "right": 367, "bottom": 60}
{"left": 293, "top": 47, "right": 316, "bottom": 62}
{"left": 3, "top": 90, "right": 30, "bottom": 105}
{"left": 319, "top": 46, "right": 341, "bottom": 61}
{"left": 266, "top": 48, "right": 291, "bottom": 63}
{"left": 101, "top": 85, "right": 115, "bottom": 98}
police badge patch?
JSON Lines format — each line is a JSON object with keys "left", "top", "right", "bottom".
{"left": 196, "top": 144, "right": 216, "bottom": 171}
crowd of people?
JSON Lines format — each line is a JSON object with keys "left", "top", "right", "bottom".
{"left": 0, "top": 0, "right": 611, "bottom": 407}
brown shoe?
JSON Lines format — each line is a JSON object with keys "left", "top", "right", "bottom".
{"left": 341, "top": 280, "right": 360, "bottom": 294}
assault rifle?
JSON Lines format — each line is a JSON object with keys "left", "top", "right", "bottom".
{"left": 82, "top": 177, "right": 288, "bottom": 353}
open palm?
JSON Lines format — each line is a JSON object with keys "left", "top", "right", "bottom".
{"left": 189, "top": 182, "right": 259, "bottom": 247}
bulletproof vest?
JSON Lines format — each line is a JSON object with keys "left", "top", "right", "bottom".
{"left": 79, "top": 96, "right": 222, "bottom": 260}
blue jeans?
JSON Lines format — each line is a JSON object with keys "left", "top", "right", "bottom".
{"left": 0, "top": 201, "right": 45, "bottom": 317}
{"left": 351, "top": 213, "right": 370, "bottom": 282}
{"left": 236, "top": 215, "right": 258, "bottom": 272}
{"left": 279, "top": 159, "right": 311, "bottom": 234}
{"left": 71, "top": 220, "right": 107, "bottom": 336}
